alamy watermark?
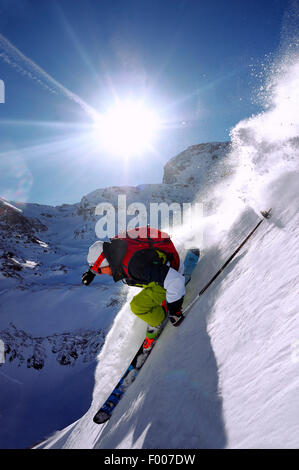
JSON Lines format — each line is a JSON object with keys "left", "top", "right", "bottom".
{"left": 94, "top": 194, "right": 203, "bottom": 245}
{"left": 0, "top": 79, "right": 5, "bottom": 104}
{"left": 0, "top": 339, "right": 5, "bottom": 364}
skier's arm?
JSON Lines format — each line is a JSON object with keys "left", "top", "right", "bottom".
{"left": 163, "top": 267, "right": 186, "bottom": 313}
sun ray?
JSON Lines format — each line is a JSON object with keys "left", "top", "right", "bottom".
{"left": 0, "top": 118, "right": 91, "bottom": 130}
{"left": 0, "top": 33, "right": 99, "bottom": 120}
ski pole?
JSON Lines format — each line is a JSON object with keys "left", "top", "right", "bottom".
{"left": 183, "top": 209, "right": 272, "bottom": 314}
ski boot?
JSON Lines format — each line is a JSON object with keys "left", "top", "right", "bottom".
{"left": 162, "top": 299, "right": 185, "bottom": 327}
{"left": 143, "top": 324, "right": 162, "bottom": 353}
{"left": 168, "top": 309, "right": 185, "bottom": 327}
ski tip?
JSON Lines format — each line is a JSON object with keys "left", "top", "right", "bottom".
{"left": 190, "top": 248, "right": 200, "bottom": 258}
{"left": 93, "top": 410, "right": 111, "bottom": 425}
{"left": 261, "top": 208, "right": 272, "bottom": 219}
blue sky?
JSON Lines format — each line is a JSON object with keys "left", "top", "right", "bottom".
{"left": 0, "top": 0, "right": 289, "bottom": 205}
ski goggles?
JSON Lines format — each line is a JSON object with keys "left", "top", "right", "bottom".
{"left": 91, "top": 253, "right": 112, "bottom": 276}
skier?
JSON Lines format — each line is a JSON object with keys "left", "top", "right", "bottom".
{"left": 82, "top": 226, "right": 186, "bottom": 351}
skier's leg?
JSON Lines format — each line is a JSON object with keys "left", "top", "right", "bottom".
{"left": 130, "top": 283, "right": 167, "bottom": 352}
{"left": 130, "top": 282, "right": 166, "bottom": 327}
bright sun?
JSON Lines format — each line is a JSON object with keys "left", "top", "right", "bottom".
{"left": 94, "top": 100, "right": 160, "bottom": 156}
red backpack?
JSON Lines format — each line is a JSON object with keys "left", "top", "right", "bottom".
{"left": 113, "top": 226, "right": 180, "bottom": 278}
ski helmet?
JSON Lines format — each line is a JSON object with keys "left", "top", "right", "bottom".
{"left": 87, "top": 241, "right": 109, "bottom": 268}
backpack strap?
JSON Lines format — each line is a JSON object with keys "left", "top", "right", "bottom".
{"left": 103, "top": 239, "right": 128, "bottom": 282}
{"left": 90, "top": 252, "right": 106, "bottom": 274}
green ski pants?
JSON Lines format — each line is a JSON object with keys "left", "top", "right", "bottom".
{"left": 130, "top": 282, "right": 166, "bottom": 327}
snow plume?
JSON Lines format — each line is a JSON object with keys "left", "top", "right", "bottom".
{"left": 227, "top": 0, "right": 299, "bottom": 222}
{"left": 211, "top": 54, "right": 298, "bottom": 249}
{"left": 0, "top": 33, "right": 98, "bottom": 119}
{"left": 170, "top": 50, "right": 299, "bottom": 254}
{"left": 229, "top": 52, "right": 299, "bottom": 218}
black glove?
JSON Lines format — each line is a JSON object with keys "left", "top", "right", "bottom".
{"left": 166, "top": 297, "right": 184, "bottom": 326}
{"left": 167, "top": 297, "right": 184, "bottom": 315}
{"left": 82, "top": 270, "right": 96, "bottom": 286}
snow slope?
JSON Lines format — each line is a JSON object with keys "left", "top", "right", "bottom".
{"left": 35, "top": 53, "right": 299, "bottom": 449}
{"left": 36, "top": 202, "right": 298, "bottom": 449}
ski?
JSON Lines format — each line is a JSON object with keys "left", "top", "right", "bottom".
{"left": 93, "top": 248, "right": 200, "bottom": 424}
{"left": 93, "top": 342, "right": 146, "bottom": 424}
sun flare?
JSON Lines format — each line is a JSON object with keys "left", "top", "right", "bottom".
{"left": 94, "top": 100, "right": 160, "bottom": 156}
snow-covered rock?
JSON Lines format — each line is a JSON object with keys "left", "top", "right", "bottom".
{"left": 163, "top": 141, "right": 231, "bottom": 185}
{"left": 1, "top": 323, "right": 106, "bottom": 370}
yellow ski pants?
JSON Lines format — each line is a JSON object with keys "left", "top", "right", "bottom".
{"left": 130, "top": 282, "right": 166, "bottom": 327}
